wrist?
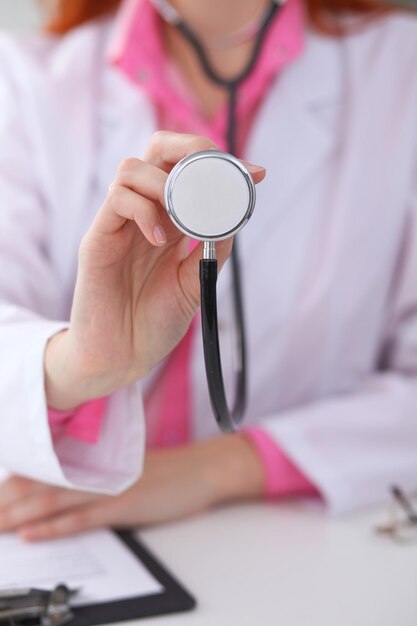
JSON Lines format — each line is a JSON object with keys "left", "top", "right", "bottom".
{"left": 44, "top": 330, "right": 112, "bottom": 411}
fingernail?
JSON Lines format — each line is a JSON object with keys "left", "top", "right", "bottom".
{"left": 153, "top": 224, "right": 167, "bottom": 245}
{"left": 246, "top": 163, "right": 266, "bottom": 174}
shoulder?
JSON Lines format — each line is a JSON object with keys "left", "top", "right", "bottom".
{"left": 0, "top": 17, "right": 112, "bottom": 92}
{"left": 302, "top": 10, "right": 417, "bottom": 89}
{"left": 341, "top": 11, "right": 417, "bottom": 76}
{"left": 355, "top": 9, "right": 417, "bottom": 52}
{"left": 303, "top": 10, "right": 417, "bottom": 122}
{"left": 305, "top": 10, "right": 417, "bottom": 75}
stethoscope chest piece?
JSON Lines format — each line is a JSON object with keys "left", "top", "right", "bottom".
{"left": 164, "top": 150, "right": 256, "bottom": 433}
{"left": 165, "top": 150, "right": 255, "bottom": 241}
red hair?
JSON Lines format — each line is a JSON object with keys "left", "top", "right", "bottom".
{"left": 45, "top": 0, "right": 396, "bottom": 36}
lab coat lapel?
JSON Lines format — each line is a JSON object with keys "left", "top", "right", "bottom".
{"left": 97, "top": 61, "right": 157, "bottom": 183}
{"left": 31, "top": 23, "right": 102, "bottom": 220}
{"left": 32, "top": 20, "right": 155, "bottom": 234}
{"left": 246, "top": 30, "right": 344, "bottom": 219}
{"left": 22, "top": 23, "right": 106, "bottom": 289}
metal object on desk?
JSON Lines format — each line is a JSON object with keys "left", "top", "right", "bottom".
{"left": 375, "top": 485, "right": 417, "bottom": 544}
{"left": 0, "top": 584, "right": 78, "bottom": 626}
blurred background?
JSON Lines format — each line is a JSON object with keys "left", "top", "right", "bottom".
{"left": 0, "top": 0, "right": 416, "bottom": 31}
{"left": 0, "top": 0, "right": 43, "bottom": 31}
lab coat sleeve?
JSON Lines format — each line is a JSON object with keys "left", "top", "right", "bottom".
{"left": 0, "top": 37, "right": 144, "bottom": 493}
{"left": 256, "top": 175, "right": 417, "bottom": 515}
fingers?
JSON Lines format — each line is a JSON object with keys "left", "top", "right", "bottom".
{"left": 0, "top": 486, "right": 100, "bottom": 534}
{"left": 144, "top": 131, "right": 267, "bottom": 183}
{"left": 0, "top": 476, "right": 42, "bottom": 508}
{"left": 19, "top": 503, "right": 108, "bottom": 542}
{"left": 0, "top": 479, "right": 118, "bottom": 541}
{"left": 93, "top": 159, "right": 170, "bottom": 244}
{"left": 144, "top": 131, "right": 218, "bottom": 172}
{"left": 18, "top": 483, "right": 141, "bottom": 541}
{"left": 116, "top": 158, "right": 167, "bottom": 204}
{"left": 243, "top": 161, "right": 267, "bottom": 184}
{"left": 102, "top": 185, "right": 166, "bottom": 245}
{"left": 19, "top": 496, "right": 127, "bottom": 542}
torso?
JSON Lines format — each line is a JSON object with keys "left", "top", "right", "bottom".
{"left": 2, "top": 11, "right": 416, "bottom": 438}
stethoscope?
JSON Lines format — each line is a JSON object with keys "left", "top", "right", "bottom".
{"left": 152, "top": 0, "right": 285, "bottom": 432}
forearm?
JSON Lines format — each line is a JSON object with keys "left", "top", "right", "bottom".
{"left": 199, "top": 433, "right": 265, "bottom": 505}
{"left": 200, "top": 431, "right": 317, "bottom": 506}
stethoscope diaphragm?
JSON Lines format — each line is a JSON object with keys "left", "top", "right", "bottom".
{"left": 164, "top": 150, "right": 256, "bottom": 242}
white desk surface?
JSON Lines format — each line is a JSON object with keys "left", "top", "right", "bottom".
{"left": 118, "top": 502, "right": 417, "bottom": 626}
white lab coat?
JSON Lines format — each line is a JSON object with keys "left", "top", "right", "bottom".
{"left": 0, "top": 10, "right": 416, "bottom": 512}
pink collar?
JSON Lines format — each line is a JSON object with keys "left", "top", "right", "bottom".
{"left": 108, "top": 0, "right": 305, "bottom": 153}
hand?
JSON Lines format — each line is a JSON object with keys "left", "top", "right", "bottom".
{"left": 0, "top": 434, "right": 265, "bottom": 541}
{"left": 45, "top": 132, "right": 266, "bottom": 409}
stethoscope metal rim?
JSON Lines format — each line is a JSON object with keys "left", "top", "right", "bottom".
{"left": 164, "top": 150, "right": 256, "bottom": 242}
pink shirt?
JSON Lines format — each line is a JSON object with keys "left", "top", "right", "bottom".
{"left": 49, "top": 0, "right": 318, "bottom": 500}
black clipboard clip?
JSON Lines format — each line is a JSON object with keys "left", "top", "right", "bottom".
{"left": 0, "top": 585, "right": 78, "bottom": 626}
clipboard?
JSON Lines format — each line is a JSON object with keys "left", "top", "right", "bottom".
{"left": 67, "top": 530, "right": 196, "bottom": 625}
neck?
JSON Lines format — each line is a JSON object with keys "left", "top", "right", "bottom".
{"left": 162, "top": 0, "right": 271, "bottom": 118}
{"left": 168, "top": 0, "right": 271, "bottom": 42}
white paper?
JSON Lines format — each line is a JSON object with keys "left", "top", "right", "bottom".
{"left": 0, "top": 529, "right": 162, "bottom": 604}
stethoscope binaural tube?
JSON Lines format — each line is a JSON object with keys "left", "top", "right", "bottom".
{"left": 165, "top": 151, "right": 256, "bottom": 432}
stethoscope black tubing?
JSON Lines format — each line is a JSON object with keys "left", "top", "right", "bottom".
{"left": 176, "top": 2, "right": 282, "bottom": 431}
{"left": 199, "top": 259, "right": 237, "bottom": 431}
